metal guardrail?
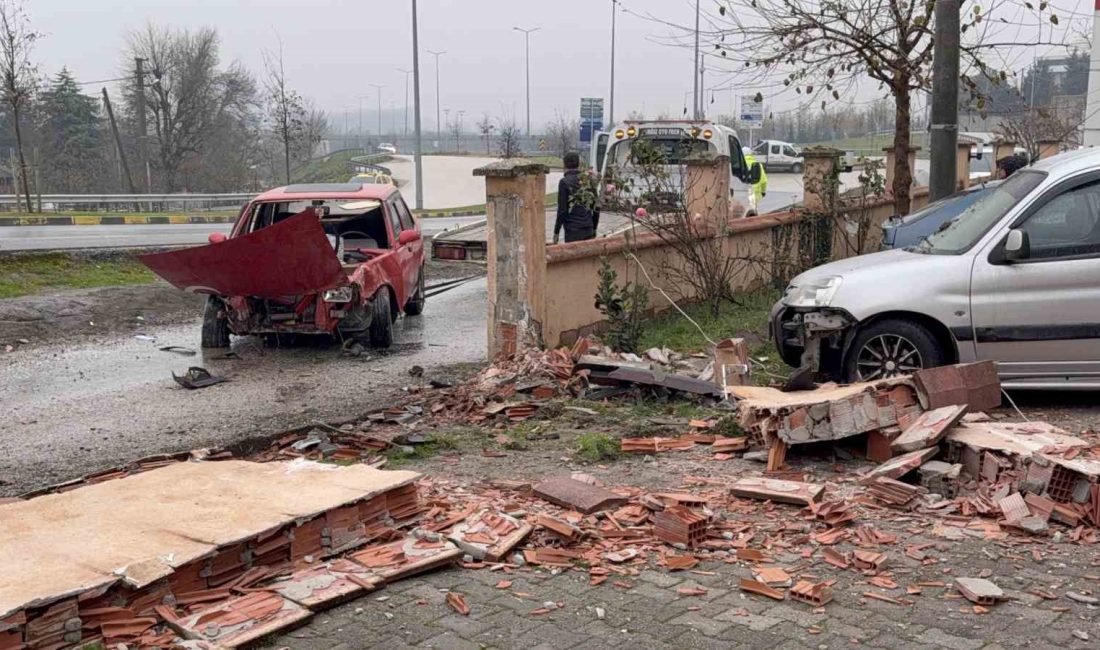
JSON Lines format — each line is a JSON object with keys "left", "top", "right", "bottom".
{"left": 0, "top": 193, "right": 254, "bottom": 213}
{"left": 348, "top": 153, "right": 393, "bottom": 177}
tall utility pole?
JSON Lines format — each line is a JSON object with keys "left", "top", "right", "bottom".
{"left": 134, "top": 57, "right": 150, "bottom": 192}
{"left": 397, "top": 67, "right": 413, "bottom": 138}
{"left": 102, "top": 88, "right": 136, "bottom": 194}
{"left": 692, "top": 0, "right": 701, "bottom": 120}
{"left": 513, "top": 26, "right": 540, "bottom": 136}
{"left": 370, "top": 83, "right": 385, "bottom": 142}
{"left": 412, "top": 0, "right": 424, "bottom": 209}
{"left": 609, "top": 0, "right": 617, "bottom": 127}
{"left": 928, "top": 0, "right": 960, "bottom": 202}
{"left": 428, "top": 49, "right": 446, "bottom": 140}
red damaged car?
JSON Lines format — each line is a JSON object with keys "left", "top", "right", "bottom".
{"left": 140, "top": 183, "right": 426, "bottom": 349}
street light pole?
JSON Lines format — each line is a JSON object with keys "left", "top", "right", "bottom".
{"left": 397, "top": 68, "right": 413, "bottom": 138}
{"left": 692, "top": 0, "right": 700, "bottom": 119}
{"left": 412, "top": 0, "right": 424, "bottom": 209}
{"left": 358, "top": 96, "right": 365, "bottom": 149}
{"left": 427, "top": 50, "right": 446, "bottom": 141}
{"left": 609, "top": 0, "right": 617, "bottom": 128}
{"left": 513, "top": 26, "right": 540, "bottom": 137}
{"left": 370, "top": 83, "right": 385, "bottom": 143}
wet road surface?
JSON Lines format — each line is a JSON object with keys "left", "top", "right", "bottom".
{"left": 0, "top": 278, "right": 488, "bottom": 496}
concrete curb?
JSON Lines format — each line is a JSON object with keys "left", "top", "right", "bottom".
{"left": 0, "top": 214, "right": 238, "bottom": 226}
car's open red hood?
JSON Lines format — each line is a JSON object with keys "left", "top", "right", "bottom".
{"left": 139, "top": 210, "right": 346, "bottom": 298}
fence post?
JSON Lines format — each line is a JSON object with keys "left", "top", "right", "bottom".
{"left": 473, "top": 159, "right": 549, "bottom": 359}
{"left": 1037, "top": 140, "right": 1061, "bottom": 160}
{"left": 956, "top": 142, "right": 972, "bottom": 191}
{"left": 801, "top": 148, "right": 841, "bottom": 213}
{"left": 993, "top": 139, "right": 1017, "bottom": 172}
{"left": 684, "top": 153, "right": 731, "bottom": 227}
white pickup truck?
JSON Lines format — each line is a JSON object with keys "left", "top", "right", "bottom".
{"left": 751, "top": 140, "right": 856, "bottom": 174}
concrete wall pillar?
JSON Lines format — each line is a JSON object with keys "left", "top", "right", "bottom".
{"left": 801, "top": 148, "right": 841, "bottom": 213}
{"left": 684, "top": 154, "right": 731, "bottom": 230}
{"left": 882, "top": 146, "right": 920, "bottom": 192}
{"left": 474, "top": 160, "right": 549, "bottom": 359}
{"left": 1037, "top": 140, "right": 1061, "bottom": 160}
{"left": 993, "top": 140, "right": 1016, "bottom": 166}
{"left": 956, "top": 143, "right": 973, "bottom": 191}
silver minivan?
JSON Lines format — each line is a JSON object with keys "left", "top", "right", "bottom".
{"left": 772, "top": 147, "right": 1100, "bottom": 389}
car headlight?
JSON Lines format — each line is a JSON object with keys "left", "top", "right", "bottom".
{"left": 323, "top": 286, "right": 354, "bottom": 303}
{"left": 783, "top": 276, "right": 843, "bottom": 308}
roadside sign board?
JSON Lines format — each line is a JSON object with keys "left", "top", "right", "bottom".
{"left": 580, "top": 97, "right": 604, "bottom": 143}
{"left": 740, "top": 95, "right": 764, "bottom": 128}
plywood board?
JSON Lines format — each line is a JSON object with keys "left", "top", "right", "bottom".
{"left": 0, "top": 460, "right": 419, "bottom": 619}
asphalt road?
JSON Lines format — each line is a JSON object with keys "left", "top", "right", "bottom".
{"left": 0, "top": 217, "right": 484, "bottom": 251}
{"left": 0, "top": 277, "right": 488, "bottom": 496}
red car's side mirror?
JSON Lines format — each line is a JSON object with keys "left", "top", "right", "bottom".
{"left": 398, "top": 230, "right": 421, "bottom": 246}
{"left": 208, "top": 232, "right": 227, "bottom": 244}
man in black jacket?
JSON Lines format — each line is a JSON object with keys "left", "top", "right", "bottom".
{"left": 553, "top": 151, "right": 599, "bottom": 243}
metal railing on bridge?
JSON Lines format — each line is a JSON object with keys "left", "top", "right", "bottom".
{"left": 0, "top": 193, "right": 255, "bottom": 213}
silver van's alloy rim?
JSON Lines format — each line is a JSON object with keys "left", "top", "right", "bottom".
{"left": 855, "top": 334, "right": 922, "bottom": 380}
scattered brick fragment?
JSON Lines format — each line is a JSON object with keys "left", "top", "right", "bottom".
{"left": 739, "top": 578, "right": 786, "bottom": 601}
{"left": 446, "top": 592, "right": 470, "bottom": 616}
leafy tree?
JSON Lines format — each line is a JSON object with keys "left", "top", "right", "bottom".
{"left": 35, "top": 69, "right": 108, "bottom": 192}
{"left": 594, "top": 256, "right": 648, "bottom": 353}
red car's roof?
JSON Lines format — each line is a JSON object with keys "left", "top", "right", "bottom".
{"left": 252, "top": 182, "right": 398, "bottom": 202}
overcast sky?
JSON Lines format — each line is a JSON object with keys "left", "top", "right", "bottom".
{"left": 28, "top": 0, "right": 1094, "bottom": 133}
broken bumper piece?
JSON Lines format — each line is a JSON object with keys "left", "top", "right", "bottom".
{"left": 770, "top": 300, "right": 856, "bottom": 376}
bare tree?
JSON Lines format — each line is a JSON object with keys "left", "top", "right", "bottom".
{"left": 126, "top": 24, "right": 257, "bottom": 191}
{"left": 695, "top": 1, "right": 1065, "bottom": 215}
{"left": 0, "top": 0, "right": 39, "bottom": 212}
{"left": 261, "top": 38, "right": 305, "bottom": 184}
{"left": 545, "top": 109, "right": 579, "bottom": 161}
{"left": 496, "top": 118, "right": 520, "bottom": 159}
{"left": 449, "top": 116, "right": 462, "bottom": 154}
{"left": 997, "top": 106, "right": 1077, "bottom": 162}
{"left": 477, "top": 113, "right": 495, "bottom": 155}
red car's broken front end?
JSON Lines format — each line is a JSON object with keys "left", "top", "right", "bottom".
{"left": 140, "top": 186, "right": 424, "bottom": 348}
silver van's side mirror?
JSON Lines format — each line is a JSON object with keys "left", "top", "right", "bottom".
{"left": 1004, "top": 228, "right": 1030, "bottom": 262}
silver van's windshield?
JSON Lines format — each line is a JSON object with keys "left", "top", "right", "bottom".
{"left": 915, "top": 170, "right": 1046, "bottom": 255}
{"left": 607, "top": 136, "right": 715, "bottom": 168}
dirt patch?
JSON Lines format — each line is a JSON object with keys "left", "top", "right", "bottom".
{"left": 0, "top": 257, "right": 482, "bottom": 348}
{"left": 0, "top": 282, "right": 204, "bottom": 345}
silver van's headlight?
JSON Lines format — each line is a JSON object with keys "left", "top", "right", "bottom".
{"left": 784, "top": 276, "right": 843, "bottom": 307}
{"left": 323, "top": 286, "right": 354, "bottom": 303}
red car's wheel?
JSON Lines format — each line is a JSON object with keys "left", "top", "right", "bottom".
{"left": 201, "top": 296, "right": 231, "bottom": 348}
{"left": 368, "top": 289, "right": 394, "bottom": 348}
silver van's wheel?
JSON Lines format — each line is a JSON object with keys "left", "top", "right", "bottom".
{"left": 844, "top": 319, "right": 945, "bottom": 382}
{"left": 855, "top": 334, "right": 922, "bottom": 380}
